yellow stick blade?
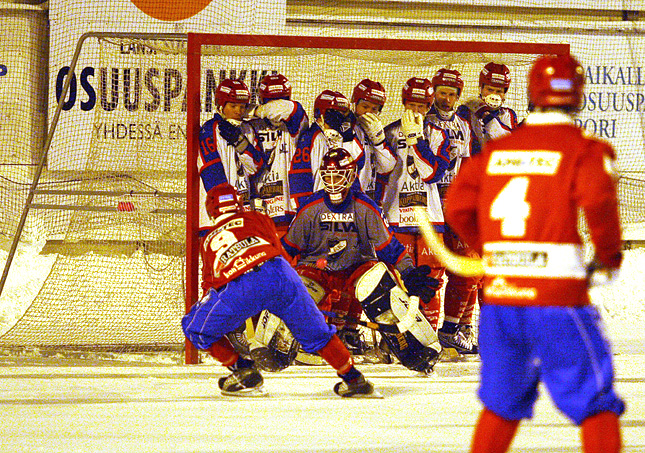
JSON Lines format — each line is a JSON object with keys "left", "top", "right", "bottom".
{"left": 412, "top": 207, "right": 484, "bottom": 278}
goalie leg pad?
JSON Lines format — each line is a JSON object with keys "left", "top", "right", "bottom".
{"left": 250, "top": 310, "right": 300, "bottom": 372}
{"left": 355, "top": 262, "right": 442, "bottom": 372}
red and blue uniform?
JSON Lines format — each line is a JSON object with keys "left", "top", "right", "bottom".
{"left": 182, "top": 208, "right": 335, "bottom": 353}
{"left": 446, "top": 111, "right": 625, "bottom": 424}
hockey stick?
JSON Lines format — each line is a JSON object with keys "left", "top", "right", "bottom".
{"left": 413, "top": 206, "right": 484, "bottom": 278}
{"left": 319, "top": 310, "right": 401, "bottom": 334}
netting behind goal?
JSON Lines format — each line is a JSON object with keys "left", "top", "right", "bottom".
{"left": 9, "top": 30, "right": 573, "bottom": 356}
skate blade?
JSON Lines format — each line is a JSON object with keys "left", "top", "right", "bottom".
{"left": 340, "top": 389, "right": 384, "bottom": 399}
{"left": 440, "top": 347, "right": 462, "bottom": 361}
{"left": 221, "top": 386, "right": 269, "bottom": 398}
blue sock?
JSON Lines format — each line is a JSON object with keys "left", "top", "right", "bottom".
{"left": 339, "top": 366, "right": 362, "bottom": 383}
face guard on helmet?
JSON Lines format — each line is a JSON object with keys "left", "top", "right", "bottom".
{"left": 320, "top": 148, "right": 357, "bottom": 204}
{"left": 479, "top": 63, "right": 511, "bottom": 92}
{"left": 401, "top": 77, "right": 433, "bottom": 105}
{"left": 431, "top": 68, "right": 464, "bottom": 96}
{"left": 313, "top": 90, "right": 351, "bottom": 119}
{"left": 352, "top": 79, "right": 387, "bottom": 111}
{"left": 258, "top": 74, "right": 292, "bottom": 104}
{"left": 528, "top": 54, "right": 585, "bottom": 111}
{"left": 215, "top": 79, "right": 251, "bottom": 110}
{"left": 205, "top": 184, "right": 243, "bottom": 220}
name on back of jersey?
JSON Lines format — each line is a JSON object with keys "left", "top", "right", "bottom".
{"left": 487, "top": 151, "right": 562, "bottom": 175}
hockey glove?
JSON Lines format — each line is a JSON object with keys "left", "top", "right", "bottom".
{"left": 219, "top": 120, "right": 250, "bottom": 153}
{"left": 400, "top": 110, "right": 424, "bottom": 146}
{"left": 586, "top": 257, "right": 621, "bottom": 287}
{"left": 253, "top": 99, "right": 293, "bottom": 127}
{"left": 324, "top": 109, "right": 354, "bottom": 142}
{"left": 358, "top": 112, "right": 385, "bottom": 145}
{"left": 402, "top": 265, "right": 439, "bottom": 302}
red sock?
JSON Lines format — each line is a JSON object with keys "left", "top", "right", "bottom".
{"left": 470, "top": 408, "right": 520, "bottom": 453}
{"left": 581, "top": 411, "right": 621, "bottom": 453}
{"left": 317, "top": 334, "right": 353, "bottom": 374}
{"left": 208, "top": 337, "right": 238, "bottom": 367}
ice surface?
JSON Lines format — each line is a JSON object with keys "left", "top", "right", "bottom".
{"left": 0, "top": 244, "right": 644, "bottom": 452}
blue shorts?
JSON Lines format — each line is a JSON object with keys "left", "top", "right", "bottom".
{"left": 182, "top": 256, "right": 336, "bottom": 353}
{"left": 478, "top": 304, "right": 625, "bottom": 425}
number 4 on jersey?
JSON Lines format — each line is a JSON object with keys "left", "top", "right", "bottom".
{"left": 490, "top": 176, "right": 530, "bottom": 238}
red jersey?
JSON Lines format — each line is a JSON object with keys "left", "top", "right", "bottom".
{"left": 445, "top": 112, "right": 622, "bottom": 307}
{"left": 201, "top": 210, "right": 287, "bottom": 291}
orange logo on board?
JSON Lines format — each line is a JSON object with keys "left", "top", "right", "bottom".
{"left": 131, "top": 0, "right": 213, "bottom": 21}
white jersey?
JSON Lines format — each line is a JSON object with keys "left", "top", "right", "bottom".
{"left": 425, "top": 106, "right": 477, "bottom": 190}
{"left": 382, "top": 119, "right": 450, "bottom": 233}
{"left": 248, "top": 100, "right": 309, "bottom": 223}
{"left": 198, "top": 114, "right": 264, "bottom": 231}
{"left": 481, "top": 106, "right": 518, "bottom": 141}
{"left": 353, "top": 122, "right": 397, "bottom": 200}
{"left": 457, "top": 104, "right": 519, "bottom": 146}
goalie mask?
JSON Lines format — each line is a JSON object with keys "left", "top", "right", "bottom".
{"left": 215, "top": 79, "right": 251, "bottom": 110}
{"left": 320, "top": 148, "right": 356, "bottom": 204}
{"left": 479, "top": 63, "right": 511, "bottom": 92}
{"left": 258, "top": 74, "right": 292, "bottom": 104}
{"left": 528, "top": 54, "right": 584, "bottom": 111}
{"left": 431, "top": 68, "right": 464, "bottom": 96}
{"left": 205, "top": 184, "right": 243, "bottom": 220}
{"left": 352, "top": 79, "right": 386, "bottom": 111}
{"left": 313, "top": 90, "right": 350, "bottom": 119}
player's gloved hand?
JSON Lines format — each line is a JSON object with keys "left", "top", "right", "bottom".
{"left": 586, "top": 257, "right": 621, "bottom": 287}
{"left": 324, "top": 109, "right": 354, "bottom": 142}
{"left": 402, "top": 265, "right": 440, "bottom": 302}
{"left": 219, "top": 120, "right": 250, "bottom": 153}
{"left": 463, "top": 97, "right": 491, "bottom": 118}
{"left": 400, "top": 109, "right": 424, "bottom": 146}
{"left": 358, "top": 112, "right": 385, "bottom": 145}
{"left": 254, "top": 99, "right": 293, "bottom": 127}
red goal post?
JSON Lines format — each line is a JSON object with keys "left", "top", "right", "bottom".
{"left": 184, "top": 33, "right": 569, "bottom": 364}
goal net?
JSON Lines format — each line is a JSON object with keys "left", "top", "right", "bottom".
{"left": 0, "top": 30, "right": 566, "bottom": 362}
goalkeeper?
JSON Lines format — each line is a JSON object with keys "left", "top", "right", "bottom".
{"left": 182, "top": 184, "right": 377, "bottom": 398}
{"left": 281, "top": 148, "right": 442, "bottom": 372}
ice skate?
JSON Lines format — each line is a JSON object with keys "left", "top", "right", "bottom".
{"left": 333, "top": 374, "right": 382, "bottom": 398}
{"left": 438, "top": 323, "right": 477, "bottom": 355}
{"left": 338, "top": 327, "right": 367, "bottom": 356}
{"left": 458, "top": 324, "right": 479, "bottom": 354}
{"left": 218, "top": 367, "right": 267, "bottom": 397}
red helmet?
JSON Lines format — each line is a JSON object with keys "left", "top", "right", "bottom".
{"left": 431, "top": 68, "right": 464, "bottom": 96}
{"left": 479, "top": 63, "right": 511, "bottom": 92}
{"left": 313, "top": 90, "right": 350, "bottom": 119}
{"left": 205, "top": 184, "right": 243, "bottom": 220}
{"left": 320, "top": 148, "right": 356, "bottom": 201}
{"left": 215, "top": 79, "right": 250, "bottom": 109}
{"left": 352, "top": 79, "right": 386, "bottom": 108}
{"left": 401, "top": 77, "right": 433, "bottom": 104}
{"left": 258, "top": 74, "right": 292, "bottom": 104}
{"left": 528, "top": 54, "right": 585, "bottom": 110}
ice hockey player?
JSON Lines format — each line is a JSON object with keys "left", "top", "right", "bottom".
{"left": 445, "top": 53, "right": 624, "bottom": 453}
{"left": 247, "top": 73, "right": 309, "bottom": 234}
{"left": 459, "top": 62, "right": 519, "bottom": 145}
{"left": 288, "top": 89, "right": 357, "bottom": 209}
{"left": 350, "top": 79, "right": 397, "bottom": 201}
{"left": 381, "top": 77, "right": 451, "bottom": 331}
{"left": 198, "top": 78, "right": 264, "bottom": 232}
{"left": 426, "top": 68, "right": 481, "bottom": 354}
{"left": 281, "top": 148, "right": 442, "bottom": 373}
{"left": 182, "top": 183, "right": 378, "bottom": 397}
